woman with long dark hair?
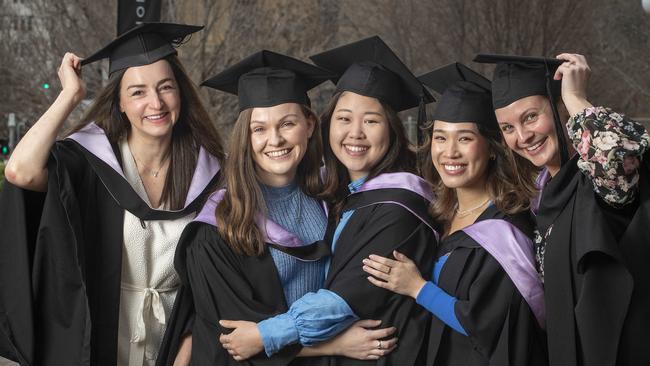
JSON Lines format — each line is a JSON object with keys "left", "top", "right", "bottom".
{"left": 363, "top": 63, "right": 547, "bottom": 365}
{"left": 0, "top": 23, "right": 224, "bottom": 366}
{"left": 475, "top": 53, "right": 650, "bottom": 366}
{"left": 158, "top": 50, "right": 397, "bottom": 366}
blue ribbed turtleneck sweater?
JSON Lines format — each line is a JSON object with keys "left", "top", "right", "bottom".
{"left": 261, "top": 181, "right": 328, "bottom": 305}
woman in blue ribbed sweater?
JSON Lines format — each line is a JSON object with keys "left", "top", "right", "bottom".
{"left": 158, "top": 51, "right": 394, "bottom": 366}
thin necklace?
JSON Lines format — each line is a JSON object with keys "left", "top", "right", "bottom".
{"left": 132, "top": 151, "right": 170, "bottom": 178}
{"left": 456, "top": 197, "right": 491, "bottom": 217}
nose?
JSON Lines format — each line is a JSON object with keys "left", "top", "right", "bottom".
{"left": 442, "top": 139, "right": 461, "bottom": 159}
{"left": 268, "top": 127, "right": 286, "bottom": 146}
{"left": 515, "top": 126, "right": 534, "bottom": 145}
{"left": 149, "top": 91, "right": 164, "bottom": 110}
{"left": 347, "top": 119, "right": 365, "bottom": 139}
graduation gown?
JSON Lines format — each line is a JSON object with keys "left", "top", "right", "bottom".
{"left": 540, "top": 153, "right": 650, "bottom": 366}
{"left": 156, "top": 190, "right": 330, "bottom": 366}
{"left": 0, "top": 123, "right": 221, "bottom": 366}
{"left": 319, "top": 173, "right": 438, "bottom": 366}
{"left": 426, "top": 206, "right": 547, "bottom": 366}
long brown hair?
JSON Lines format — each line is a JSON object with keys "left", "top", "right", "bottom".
{"left": 66, "top": 55, "right": 225, "bottom": 210}
{"left": 319, "top": 92, "right": 417, "bottom": 221}
{"left": 421, "top": 120, "right": 537, "bottom": 232}
{"left": 216, "top": 105, "right": 323, "bottom": 256}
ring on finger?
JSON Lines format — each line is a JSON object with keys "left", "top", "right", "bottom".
{"left": 386, "top": 266, "right": 391, "bottom": 274}
{"left": 377, "top": 340, "right": 383, "bottom": 349}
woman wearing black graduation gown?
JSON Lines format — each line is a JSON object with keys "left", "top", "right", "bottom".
{"left": 157, "top": 50, "right": 398, "bottom": 366}
{"left": 0, "top": 23, "right": 224, "bottom": 366}
{"left": 222, "top": 37, "right": 439, "bottom": 366}
{"left": 363, "top": 63, "right": 547, "bottom": 366}
{"left": 475, "top": 53, "right": 650, "bottom": 366}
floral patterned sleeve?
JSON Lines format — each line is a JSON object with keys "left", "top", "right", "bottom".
{"left": 566, "top": 106, "right": 650, "bottom": 207}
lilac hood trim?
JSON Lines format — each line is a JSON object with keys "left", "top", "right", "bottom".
{"left": 357, "top": 172, "right": 434, "bottom": 202}
{"left": 462, "top": 219, "right": 546, "bottom": 328}
{"left": 194, "top": 189, "right": 312, "bottom": 248}
{"left": 531, "top": 168, "right": 551, "bottom": 215}
{"left": 67, "top": 123, "right": 221, "bottom": 210}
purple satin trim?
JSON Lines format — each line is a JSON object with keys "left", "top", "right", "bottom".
{"left": 67, "top": 123, "right": 221, "bottom": 210}
{"left": 357, "top": 172, "right": 434, "bottom": 202}
{"left": 184, "top": 147, "right": 221, "bottom": 207}
{"left": 67, "top": 123, "right": 125, "bottom": 179}
{"left": 194, "top": 189, "right": 322, "bottom": 248}
{"left": 462, "top": 219, "right": 546, "bottom": 329}
{"left": 194, "top": 189, "right": 225, "bottom": 226}
{"left": 531, "top": 168, "right": 551, "bottom": 215}
{"left": 352, "top": 200, "right": 439, "bottom": 242}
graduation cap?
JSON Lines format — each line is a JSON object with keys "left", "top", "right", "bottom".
{"left": 418, "top": 62, "right": 497, "bottom": 131}
{"left": 474, "top": 54, "right": 568, "bottom": 164}
{"left": 81, "top": 22, "right": 203, "bottom": 75}
{"left": 201, "top": 50, "right": 334, "bottom": 111}
{"left": 309, "top": 36, "right": 434, "bottom": 141}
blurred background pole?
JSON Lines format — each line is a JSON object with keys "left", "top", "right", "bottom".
{"left": 7, "top": 113, "right": 16, "bottom": 153}
{"left": 117, "top": 0, "right": 162, "bottom": 36}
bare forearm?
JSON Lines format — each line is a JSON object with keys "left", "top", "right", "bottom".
{"left": 173, "top": 334, "right": 192, "bottom": 366}
{"left": 5, "top": 91, "right": 79, "bottom": 190}
{"left": 298, "top": 342, "right": 335, "bottom": 357}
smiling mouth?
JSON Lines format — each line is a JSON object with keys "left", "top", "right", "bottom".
{"left": 265, "top": 148, "right": 292, "bottom": 158}
{"left": 442, "top": 163, "right": 467, "bottom": 172}
{"left": 144, "top": 112, "right": 169, "bottom": 121}
{"left": 344, "top": 144, "right": 369, "bottom": 154}
{"left": 523, "top": 137, "right": 547, "bottom": 153}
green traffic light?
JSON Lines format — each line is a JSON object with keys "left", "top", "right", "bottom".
{"left": 1, "top": 147, "right": 7, "bottom": 154}
{"left": 43, "top": 83, "right": 50, "bottom": 89}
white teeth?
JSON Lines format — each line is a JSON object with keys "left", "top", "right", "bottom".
{"left": 146, "top": 113, "right": 166, "bottom": 120}
{"left": 526, "top": 139, "right": 545, "bottom": 151}
{"left": 266, "top": 149, "right": 290, "bottom": 157}
{"left": 345, "top": 145, "right": 369, "bottom": 152}
{"left": 443, "top": 164, "right": 465, "bottom": 171}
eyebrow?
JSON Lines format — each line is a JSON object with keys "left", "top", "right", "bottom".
{"left": 335, "top": 108, "right": 384, "bottom": 117}
{"left": 432, "top": 128, "right": 478, "bottom": 135}
{"left": 250, "top": 113, "right": 300, "bottom": 124}
{"left": 126, "top": 78, "right": 175, "bottom": 90}
{"left": 518, "top": 108, "right": 539, "bottom": 122}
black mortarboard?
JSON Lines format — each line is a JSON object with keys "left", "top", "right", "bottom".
{"left": 474, "top": 54, "right": 568, "bottom": 164}
{"left": 418, "top": 63, "right": 497, "bottom": 131}
{"left": 309, "top": 36, "right": 434, "bottom": 142}
{"left": 81, "top": 22, "right": 203, "bottom": 74}
{"left": 201, "top": 50, "right": 334, "bottom": 111}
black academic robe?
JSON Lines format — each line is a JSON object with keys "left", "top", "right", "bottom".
{"left": 319, "top": 185, "right": 438, "bottom": 366}
{"left": 156, "top": 193, "right": 330, "bottom": 366}
{"left": 0, "top": 124, "right": 220, "bottom": 366}
{"left": 426, "top": 206, "right": 547, "bottom": 366}
{"left": 540, "top": 153, "right": 650, "bottom": 366}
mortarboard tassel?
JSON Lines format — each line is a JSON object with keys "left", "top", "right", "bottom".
{"left": 543, "top": 60, "right": 569, "bottom": 165}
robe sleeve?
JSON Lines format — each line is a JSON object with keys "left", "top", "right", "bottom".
{"left": 182, "top": 225, "right": 301, "bottom": 366}
{"left": 567, "top": 106, "right": 650, "bottom": 207}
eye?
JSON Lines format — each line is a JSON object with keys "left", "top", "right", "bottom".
{"left": 500, "top": 124, "right": 514, "bottom": 133}
{"left": 251, "top": 126, "right": 264, "bottom": 133}
{"left": 335, "top": 115, "right": 350, "bottom": 123}
{"left": 459, "top": 136, "right": 473, "bottom": 142}
{"left": 364, "top": 119, "right": 380, "bottom": 124}
{"left": 131, "top": 90, "right": 144, "bottom": 97}
{"left": 524, "top": 112, "right": 538, "bottom": 123}
{"left": 433, "top": 135, "right": 446, "bottom": 142}
{"left": 160, "top": 83, "right": 175, "bottom": 91}
{"left": 282, "top": 120, "right": 296, "bottom": 128}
